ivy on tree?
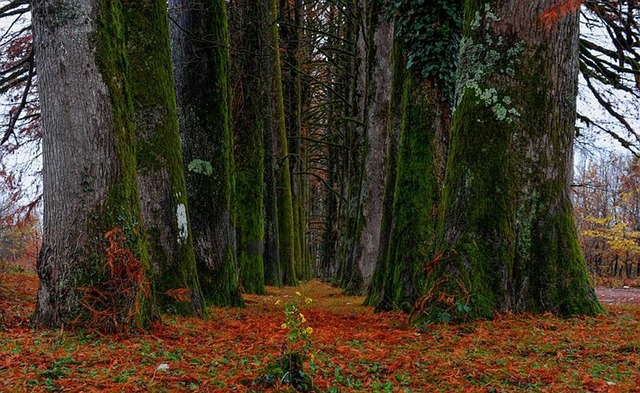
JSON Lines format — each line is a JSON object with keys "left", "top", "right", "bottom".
{"left": 388, "top": 0, "right": 463, "bottom": 98}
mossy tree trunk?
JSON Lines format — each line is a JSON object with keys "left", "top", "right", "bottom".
{"left": 418, "top": 0, "right": 603, "bottom": 322}
{"left": 32, "top": 0, "right": 153, "bottom": 329}
{"left": 232, "top": 0, "right": 286, "bottom": 293}
{"left": 269, "top": 0, "right": 299, "bottom": 286}
{"left": 340, "top": 0, "right": 394, "bottom": 294}
{"left": 234, "top": 0, "right": 298, "bottom": 289}
{"left": 279, "top": 0, "right": 310, "bottom": 282}
{"left": 368, "top": 70, "right": 451, "bottom": 312}
{"left": 168, "top": 0, "right": 244, "bottom": 307}
{"left": 125, "top": 0, "right": 205, "bottom": 316}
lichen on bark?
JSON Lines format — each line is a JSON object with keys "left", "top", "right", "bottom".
{"left": 415, "top": 0, "right": 603, "bottom": 323}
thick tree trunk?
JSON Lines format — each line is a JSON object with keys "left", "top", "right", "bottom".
{"left": 169, "top": 0, "right": 243, "bottom": 307}
{"left": 341, "top": 0, "right": 394, "bottom": 294}
{"left": 374, "top": 73, "right": 450, "bottom": 312}
{"left": 365, "top": 39, "right": 452, "bottom": 310}
{"left": 126, "top": 0, "right": 204, "bottom": 316}
{"left": 419, "top": 0, "right": 603, "bottom": 322}
{"left": 32, "top": 0, "right": 153, "bottom": 330}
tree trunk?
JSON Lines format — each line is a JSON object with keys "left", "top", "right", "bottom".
{"left": 341, "top": 0, "right": 394, "bottom": 294}
{"left": 365, "top": 43, "right": 405, "bottom": 307}
{"left": 169, "top": 0, "right": 244, "bottom": 307}
{"left": 419, "top": 0, "right": 603, "bottom": 322}
{"left": 366, "top": 36, "right": 452, "bottom": 311}
{"left": 125, "top": 0, "right": 205, "bottom": 316}
{"left": 269, "top": 0, "right": 298, "bottom": 286}
{"left": 279, "top": 0, "right": 310, "bottom": 281}
{"left": 32, "top": 0, "right": 153, "bottom": 330}
{"left": 378, "top": 75, "right": 450, "bottom": 312}
{"left": 233, "top": 0, "right": 298, "bottom": 290}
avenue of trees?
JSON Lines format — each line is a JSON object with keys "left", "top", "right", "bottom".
{"left": 1, "top": 0, "right": 639, "bottom": 330}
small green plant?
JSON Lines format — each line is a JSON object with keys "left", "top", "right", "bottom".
{"left": 280, "top": 294, "right": 314, "bottom": 356}
{"left": 255, "top": 292, "right": 315, "bottom": 392}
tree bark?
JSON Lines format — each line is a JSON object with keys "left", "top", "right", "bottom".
{"left": 126, "top": 0, "right": 205, "bottom": 316}
{"left": 366, "top": 35, "right": 452, "bottom": 310}
{"left": 340, "top": 0, "right": 394, "bottom": 294}
{"left": 419, "top": 0, "right": 603, "bottom": 322}
{"left": 279, "top": 0, "right": 310, "bottom": 281}
{"left": 232, "top": 0, "right": 298, "bottom": 290}
{"left": 269, "top": 0, "right": 298, "bottom": 286}
{"left": 168, "top": 0, "right": 243, "bottom": 306}
{"left": 32, "top": 0, "right": 153, "bottom": 329}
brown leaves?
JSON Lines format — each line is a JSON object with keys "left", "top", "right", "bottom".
{"left": 78, "top": 227, "right": 149, "bottom": 333}
{"left": 1, "top": 277, "right": 640, "bottom": 391}
{"left": 164, "top": 288, "right": 192, "bottom": 303}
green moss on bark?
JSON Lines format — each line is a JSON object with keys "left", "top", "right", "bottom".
{"left": 376, "top": 74, "right": 442, "bottom": 312}
{"left": 169, "top": 0, "right": 244, "bottom": 306}
{"left": 94, "top": 0, "right": 154, "bottom": 328}
{"left": 270, "top": 0, "right": 298, "bottom": 287}
{"left": 415, "top": 0, "right": 603, "bottom": 323}
{"left": 123, "top": 0, "right": 205, "bottom": 316}
{"left": 234, "top": 0, "right": 270, "bottom": 295}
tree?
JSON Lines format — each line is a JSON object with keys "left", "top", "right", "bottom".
{"left": 366, "top": 0, "right": 460, "bottom": 311}
{"left": 279, "top": 0, "right": 312, "bottom": 281}
{"left": 269, "top": 0, "right": 298, "bottom": 287}
{"left": 232, "top": 0, "right": 298, "bottom": 291}
{"left": 0, "top": 194, "right": 39, "bottom": 274}
{"left": 125, "top": 0, "right": 205, "bottom": 316}
{"left": 31, "top": 0, "right": 153, "bottom": 330}
{"left": 416, "top": 0, "right": 603, "bottom": 322}
{"left": 573, "top": 154, "right": 640, "bottom": 280}
{"left": 169, "top": 0, "right": 244, "bottom": 307}
{"left": 338, "top": 0, "right": 394, "bottom": 294}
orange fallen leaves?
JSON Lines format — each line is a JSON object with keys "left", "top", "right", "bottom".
{"left": 0, "top": 276, "right": 639, "bottom": 392}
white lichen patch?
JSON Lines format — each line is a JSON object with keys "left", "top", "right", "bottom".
{"left": 176, "top": 204, "right": 189, "bottom": 243}
{"left": 454, "top": 33, "right": 524, "bottom": 123}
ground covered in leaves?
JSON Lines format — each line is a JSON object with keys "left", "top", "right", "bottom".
{"left": 1, "top": 274, "right": 639, "bottom": 392}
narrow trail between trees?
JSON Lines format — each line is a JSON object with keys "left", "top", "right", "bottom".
{"left": 596, "top": 287, "right": 640, "bottom": 305}
{"left": 0, "top": 274, "right": 639, "bottom": 392}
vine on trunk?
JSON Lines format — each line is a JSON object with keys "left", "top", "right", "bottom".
{"left": 387, "top": 0, "right": 463, "bottom": 97}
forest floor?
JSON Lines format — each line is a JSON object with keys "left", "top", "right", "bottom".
{"left": 0, "top": 274, "right": 639, "bottom": 392}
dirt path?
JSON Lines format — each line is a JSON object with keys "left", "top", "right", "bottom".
{"left": 596, "top": 287, "right": 640, "bottom": 305}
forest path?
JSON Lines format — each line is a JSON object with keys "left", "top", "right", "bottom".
{"left": 1, "top": 275, "right": 639, "bottom": 392}
{"left": 596, "top": 287, "right": 640, "bottom": 305}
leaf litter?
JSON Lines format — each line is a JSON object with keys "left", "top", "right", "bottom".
{"left": 0, "top": 274, "right": 638, "bottom": 392}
